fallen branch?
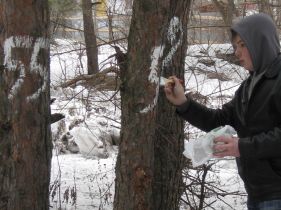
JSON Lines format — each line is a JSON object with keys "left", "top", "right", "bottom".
{"left": 60, "top": 66, "right": 120, "bottom": 91}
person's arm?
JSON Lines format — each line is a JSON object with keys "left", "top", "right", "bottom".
{"left": 164, "top": 76, "right": 240, "bottom": 158}
{"left": 177, "top": 99, "right": 236, "bottom": 132}
{"left": 164, "top": 76, "right": 236, "bottom": 132}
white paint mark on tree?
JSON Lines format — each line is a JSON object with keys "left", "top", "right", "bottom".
{"left": 148, "top": 46, "right": 164, "bottom": 84}
{"left": 3, "top": 36, "right": 49, "bottom": 102}
{"left": 27, "top": 37, "right": 49, "bottom": 102}
{"left": 140, "top": 17, "right": 183, "bottom": 114}
{"left": 163, "top": 17, "right": 183, "bottom": 67}
{"left": 167, "top": 17, "right": 181, "bottom": 44}
{"left": 8, "top": 66, "right": 25, "bottom": 100}
{"left": 140, "top": 46, "right": 164, "bottom": 113}
{"left": 4, "top": 36, "right": 31, "bottom": 100}
{"left": 30, "top": 38, "right": 49, "bottom": 75}
{"left": 26, "top": 70, "right": 48, "bottom": 102}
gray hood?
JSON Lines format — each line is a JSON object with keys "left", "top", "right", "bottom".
{"left": 231, "top": 13, "right": 280, "bottom": 74}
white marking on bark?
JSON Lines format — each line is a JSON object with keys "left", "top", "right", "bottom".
{"left": 3, "top": 36, "right": 49, "bottom": 102}
{"left": 4, "top": 36, "right": 31, "bottom": 100}
{"left": 26, "top": 70, "right": 48, "bottom": 102}
{"left": 148, "top": 46, "right": 164, "bottom": 84}
{"left": 140, "top": 46, "right": 164, "bottom": 113}
{"left": 8, "top": 66, "right": 25, "bottom": 100}
{"left": 162, "top": 17, "right": 183, "bottom": 67}
{"left": 140, "top": 17, "right": 183, "bottom": 114}
{"left": 27, "top": 38, "right": 49, "bottom": 102}
{"left": 30, "top": 38, "right": 49, "bottom": 75}
{"left": 167, "top": 17, "right": 181, "bottom": 44}
{"left": 4, "top": 36, "right": 32, "bottom": 70}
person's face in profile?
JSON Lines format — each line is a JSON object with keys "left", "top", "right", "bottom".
{"left": 232, "top": 35, "right": 254, "bottom": 72}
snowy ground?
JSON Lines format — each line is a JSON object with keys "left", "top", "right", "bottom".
{"left": 49, "top": 40, "right": 248, "bottom": 209}
{"left": 50, "top": 153, "right": 117, "bottom": 210}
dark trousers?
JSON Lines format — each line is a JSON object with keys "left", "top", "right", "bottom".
{"left": 247, "top": 199, "right": 281, "bottom": 210}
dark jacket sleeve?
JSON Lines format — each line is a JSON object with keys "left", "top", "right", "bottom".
{"left": 176, "top": 97, "right": 236, "bottom": 132}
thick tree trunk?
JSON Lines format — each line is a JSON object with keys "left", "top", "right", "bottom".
{"left": 212, "top": 0, "right": 238, "bottom": 41}
{"left": 114, "top": 1, "right": 191, "bottom": 210}
{"left": 82, "top": 0, "right": 99, "bottom": 75}
{"left": 0, "top": 1, "right": 51, "bottom": 210}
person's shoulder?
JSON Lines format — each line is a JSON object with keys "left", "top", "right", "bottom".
{"left": 232, "top": 75, "right": 252, "bottom": 100}
{"left": 265, "top": 54, "right": 281, "bottom": 78}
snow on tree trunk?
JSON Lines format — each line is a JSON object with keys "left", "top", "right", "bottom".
{"left": 0, "top": 1, "right": 51, "bottom": 209}
{"left": 114, "top": 1, "right": 191, "bottom": 210}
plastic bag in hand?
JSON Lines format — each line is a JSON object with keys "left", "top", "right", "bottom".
{"left": 183, "top": 125, "right": 237, "bottom": 167}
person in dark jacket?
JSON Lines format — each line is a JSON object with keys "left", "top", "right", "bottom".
{"left": 164, "top": 13, "right": 281, "bottom": 210}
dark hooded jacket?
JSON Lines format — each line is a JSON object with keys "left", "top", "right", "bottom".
{"left": 177, "top": 13, "right": 281, "bottom": 202}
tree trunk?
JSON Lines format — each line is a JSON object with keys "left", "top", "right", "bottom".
{"left": 258, "top": 0, "right": 273, "bottom": 17}
{"left": 82, "top": 0, "right": 99, "bottom": 75}
{"left": 125, "top": 0, "right": 133, "bottom": 10}
{"left": 212, "top": 0, "right": 238, "bottom": 41}
{"left": 114, "top": 1, "right": 191, "bottom": 210}
{"left": 108, "top": 7, "right": 114, "bottom": 42}
{"left": 0, "top": 1, "right": 51, "bottom": 210}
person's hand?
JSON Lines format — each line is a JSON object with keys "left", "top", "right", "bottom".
{"left": 164, "top": 76, "right": 187, "bottom": 106}
{"left": 213, "top": 136, "right": 240, "bottom": 158}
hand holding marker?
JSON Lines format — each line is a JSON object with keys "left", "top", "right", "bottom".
{"left": 160, "top": 76, "right": 183, "bottom": 86}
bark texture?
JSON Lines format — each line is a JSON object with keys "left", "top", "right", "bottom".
{"left": 212, "top": 0, "right": 238, "bottom": 40}
{"left": 0, "top": 1, "right": 51, "bottom": 209}
{"left": 114, "top": 1, "right": 191, "bottom": 210}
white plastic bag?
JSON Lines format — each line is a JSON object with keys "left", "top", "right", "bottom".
{"left": 183, "top": 125, "right": 237, "bottom": 167}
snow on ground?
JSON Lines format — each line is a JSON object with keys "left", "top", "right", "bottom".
{"left": 50, "top": 153, "right": 117, "bottom": 210}
{"left": 49, "top": 39, "right": 247, "bottom": 209}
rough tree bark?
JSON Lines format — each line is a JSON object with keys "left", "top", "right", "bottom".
{"left": 258, "top": 0, "right": 273, "bottom": 17}
{"left": 82, "top": 0, "right": 99, "bottom": 74}
{"left": 212, "top": 0, "right": 238, "bottom": 40}
{"left": 0, "top": 0, "right": 51, "bottom": 210}
{"left": 114, "top": 1, "right": 191, "bottom": 210}
{"left": 125, "top": 0, "right": 133, "bottom": 10}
